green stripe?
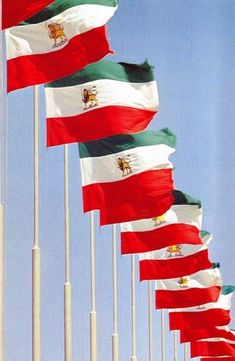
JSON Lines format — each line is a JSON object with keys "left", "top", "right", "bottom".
{"left": 199, "top": 230, "right": 210, "bottom": 239}
{"left": 78, "top": 128, "right": 176, "bottom": 158}
{"left": 173, "top": 190, "right": 201, "bottom": 207}
{"left": 221, "top": 285, "right": 235, "bottom": 295}
{"left": 20, "top": 0, "right": 117, "bottom": 25}
{"left": 45, "top": 59, "right": 154, "bottom": 87}
{"left": 212, "top": 262, "right": 220, "bottom": 269}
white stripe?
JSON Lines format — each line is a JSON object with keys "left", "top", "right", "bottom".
{"left": 120, "top": 204, "right": 202, "bottom": 232}
{"left": 199, "top": 337, "right": 235, "bottom": 344}
{"left": 6, "top": 4, "right": 117, "bottom": 59}
{"left": 45, "top": 79, "right": 158, "bottom": 117}
{"left": 139, "top": 234, "right": 211, "bottom": 261}
{"left": 170, "top": 293, "right": 233, "bottom": 313}
{"left": 80, "top": 143, "right": 175, "bottom": 186}
{"left": 155, "top": 268, "right": 222, "bottom": 290}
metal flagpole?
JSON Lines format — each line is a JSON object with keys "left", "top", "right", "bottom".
{"left": 183, "top": 343, "right": 187, "bottom": 361}
{"left": 32, "top": 85, "right": 41, "bottom": 361}
{"left": 131, "top": 254, "right": 137, "bottom": 361}
{"left": 112, "top": 224, "right": 119, "bottom": 361}
{"left": 0, "top": 6, "right": 5, "bottom": 358}
{"left": 148, "top": 281, "right": 153, "bottom": 361}
{"left": 64, "top": 144, "right": 73, "bottom": 361}
{"left": 161, "top": 310, "right": 165, "bottom": 361}
{"left": 90, "top": 211, "right": 97, "bottom": 361}
{"left": 174, "top": 331, "right": 178, "bottom": 361}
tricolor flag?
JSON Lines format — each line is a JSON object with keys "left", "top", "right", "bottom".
{"left": 79, "top": 128, "right": 175, "bottom": 225}
{"left": 121, "top": 189, "right": 202, "bottom": 254}
{"left": 6, "top": 0, "right": 118, "bottom": 92}
{"left": 180, "top": 326, "right": 235, "bottom": 344}
{"left": 191, "top": 338, "right": 235, "bottom": 358}
{"left": 139, "top": 230, "right": 212, "bottom": 281}
{"left": 2, "top": 0, "right": 55, "bottom": 29}
{"left": 200, "top": 358, "right": 235, "bottom": 361}
{"left": 45, "top": 59, "right": 159, "bottom": 146}
{"left": 155, "top": 266, "right": 222, "bottom": 309}
{"left": 169, "top": 286, "right": 235, "bottom": 331}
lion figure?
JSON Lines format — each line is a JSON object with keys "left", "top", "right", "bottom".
{"left": 82, "top": 86, "right": 98, "bottom": 110}
{"left": 152, "top": 214, "right": 166, "bottom": 227}
{"left": 166, "top": 244, "right": 182, "bottom": 257}
{"left": 48, "top": 22, "right": 67, "bottom": 48}
{"left": 117, "top": 156, "right": 132, "bottom": 177}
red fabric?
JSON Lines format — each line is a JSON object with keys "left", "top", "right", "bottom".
{"left": 121, "top": 223, "right": 202, "bottom": 254}
{"left": 82, "top": 169, "right": 174, "bottom": 226}
{"left": 47, "top": 106, "right": 157, "bottom": 146}
{"left": 191, "top": 340, "right": 235, "bottom": 358}
{"left": 2, "top": 0, "right": 54, "bottom": 29}
{"left": 201, "top": 358, "right": 235, "bottom": 361}
{"left": 180, "top": 326, "right": 235, "bottom": 343}
{"left": 7, "top": 26, "right": 112, "bottom": 92}
{"left": 139, "top": 249, "right": 212, "bottom": 281}
{"left": 155, "top": 286, "right": 221, "bottom": 309}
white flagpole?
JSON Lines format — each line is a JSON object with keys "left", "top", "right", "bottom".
{"left": 112, "top": 224, "right": 119, "bottom": 361}
{"left": 131, "top": 254, "right": 137, "bottom": 361}
{"left": 32, "top": 85, "right": 41, "bottom": 361}
{"left": 64, "top": 145, "right": 73, "bottom": 361}
{"left": 148, "top": 281, "right": 153, "bottom": 361}
{"left": 183, "top": 343, "right": 187, "bottom": 361}
{"left": 174, "top": 331, "right": 178, "bottom": 361}
{"left": 0, "top": 5, "right": 4, "bottom": 358}
{"left": 161, "top": 310, "right": 165, "bottom": 361}
{"left": 90, "top": 211, "right": 97, "bottom": 361}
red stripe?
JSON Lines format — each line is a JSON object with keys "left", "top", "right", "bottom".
{"left": 201, "top": 356, "right": 235, "bottom": 361}
{"left": 47, "top": 106, "right": 157, "bottom": 145}
{"left": 155, "top": 286, "right": 221, "bottom": 309}
{"left": 82, "top": 169, "right": 174, "bottom": 226}
{"left": 2, "top": 0, "right": 54, "bottom": 29}
{"left": 180, "top": 326, "right": 235, "bottom": 343}
{"left": 121, "top": 223, "right": 202, "bottom": 254}
{"left": 169, "top": 309, "right": 231, "bottom": 331}
{"left": 191, "top": 341, "right": 235, "bottom": 358}
{"left": 139, "top": 249, "right": 212, "bottom": 281}
{"left": 7, "top": 26, "right": 112, "bottom": 92}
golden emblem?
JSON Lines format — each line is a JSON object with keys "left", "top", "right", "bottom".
{"left": 82, "top": 86, "right": 98, "bottom": 110}
{"left": 117, "top": 156, "right": 132, "bottom": 177}
{"left": 178, "top": 277, "right": 189, "bottom": 288}
{"left": 152, "top": 214, "right": 166, "bottom": 226}
{"left": 166, "top": 244, "right": 182, "bottom": 257}
{"left": 47, "top": 22, "right": 67, "bottom": 48}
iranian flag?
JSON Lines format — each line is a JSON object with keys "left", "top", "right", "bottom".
{"left": 121, "top": 189, "right": 202, "bottom": 254}
{"left": 6, "top": 0, "right": 118, "bottom": 92}
{"left": 169, "top": 286, "right": 235, "bottom": 331}
{"left": 2, "top": 0, "right": 55, "bottom": 29}
{"left": 79, "top": 128, "right": 175, "bottom": 226}
{"left": 45, "top": 59, "right": 159, "bottom": 146}
{"left": 191, "top": 339, "right": 235, "bottom": 358}
{"left": 155, "top": 266, "right": 222, "bottom": 309}
{"left": 139, "top": 230, "right": 212, "bottom": 281}
{"left": 180, "top": 326, "right": 235, "bottom": 344}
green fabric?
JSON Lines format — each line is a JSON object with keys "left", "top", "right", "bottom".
{"left": 20, "top": 0, "right": 117, "bottom": 25}
{"left": 222, "top": 285, "right": 235, "bottom": 295}
{"left": 173, "top": 190, "right": 201, "bottom": 207}
{"left": 45, "top": 59, "right": 154, "bottom": 87}
{"left": 79, "top": 128, "right": 176, "bottom": 158}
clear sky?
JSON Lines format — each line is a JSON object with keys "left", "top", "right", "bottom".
{"left": 4, "top": 1, "right": 235, "bottom": 360}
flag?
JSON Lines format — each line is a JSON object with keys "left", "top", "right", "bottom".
{"left": 121, "top": 189, "right": 202, "bottom": 254}
{"left": 6, "top": 0, "right": 118, "bottom": 92}
{"left": 139, "top": 230, "right": 212, "bottom": 281}
{"left": 155, "top": 266, "right": 222, "bottom": 309}
{"left": 45, "top": 59, "right": 159, "bottom": 146}
{"left": 169, "top": 286, "right": 235, "bottom": 331}
{"left": 79, "top": 128, "right": 175, "bottom": 225}
{"left": 191, "top": 339, "right": 235, "bottom": 358}
{"left": 180, "top": 326, "right": 235, "bottom": 344}
{"left": 200, "top": 358, "right": 235, "bottom": 361}
{"left": 2, "top": 0, "right": 55, "bottom": 29}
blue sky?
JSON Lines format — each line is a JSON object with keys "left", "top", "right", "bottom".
{"left": 4, "top": 1, "right": 235, "bottom": 360}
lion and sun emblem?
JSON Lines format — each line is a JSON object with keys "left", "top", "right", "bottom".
{"left": 47, "top": 21, "right": 67, "bottom": 48}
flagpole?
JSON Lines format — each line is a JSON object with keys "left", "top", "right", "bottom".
{"left": 32, "top": 85, "right": 41, "bottom": 361}
{"left": 64, "top": 144, "right": 73, "bottom": 361}
{"left": 0, "top": 5, "right": 5, "bottom": 358}
{"left": 112, "top": 224, "right": 119, "bottom": 361}
{"left": 148, "top": 281, "right": 153, "bottom": 361}
{"left": 161, "top": 310, "right": 165, "bottom": 361}
{"left": 174, "top": 331, "right": 178, "bottom": 361}
{"left": 183, "top": 343, "right": 187, "bottom": 361}
{"left": 90, "top": 211, "right": 97, "bottom": 361}
{"left": 131, "top": 254, "right": 137, "bottom": 361}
